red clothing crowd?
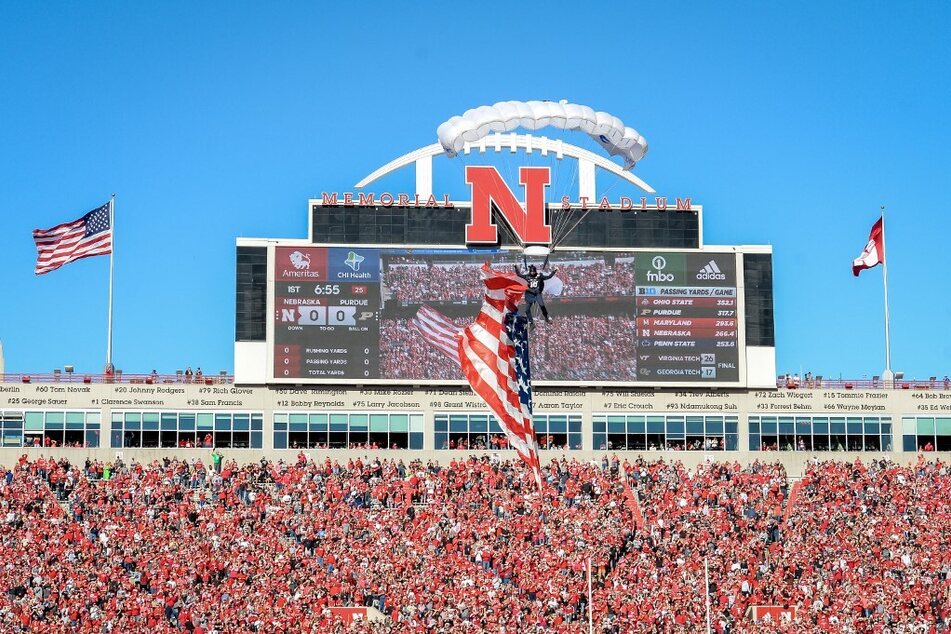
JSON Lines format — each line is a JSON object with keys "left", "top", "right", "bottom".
{"left": 0, "top": 454, "right": 948, "bottom": 632}
{"left": 380, "top": 315, "right": 637, "bottom": 382}
{"left": 382, "top": 258, "right": 635, "bottom": 305}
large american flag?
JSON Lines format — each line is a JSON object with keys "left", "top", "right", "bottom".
{"left": 458, "top": 264, "right": 543, "bottom": 489}
{"left": 33, "top": 202, "right": 113, "bottom": 275}
{"left": 410, "top": 304, "right": 462, "bottom": 365}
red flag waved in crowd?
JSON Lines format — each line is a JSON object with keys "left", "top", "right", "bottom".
{"left": 457, "top": 264, "right": 543, "bottom": 489}
{"left": 852, "top": 216, "right": 885, "bottom": 276}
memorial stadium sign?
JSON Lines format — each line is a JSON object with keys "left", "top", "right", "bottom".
{"left": 321, "top": 165, "right": 692, "bottom": 247}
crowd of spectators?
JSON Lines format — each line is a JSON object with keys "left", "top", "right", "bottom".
{"left": 384, "top": 263, "right": 483, "bottom": 303}
{"left": 1, "top": 454, "right": 948, "bottom": 632}
{"left": 770, "top": 457, "right": 951, "bottom": 629}
{"left": 379, "top": 315, "right": 637, "bottom": 382}
{"left": 530, "top": 315, "right": 636, "bottom": 381}
{"left": 379, "top": 318, "right": 466, "bottom": 379}
{"left": 382, "top": 258, "right": 637, "bottom": 305}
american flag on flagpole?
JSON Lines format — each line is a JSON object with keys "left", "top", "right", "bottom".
{"left": 457, "top": 264, "right": 543, "bottom": 489}
{"left": 33, "top": 202, "right": 113, "bottom": 275}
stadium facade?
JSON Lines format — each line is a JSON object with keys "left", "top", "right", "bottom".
{"left": 3, "top": 126, "right": 948, "bottom": 474}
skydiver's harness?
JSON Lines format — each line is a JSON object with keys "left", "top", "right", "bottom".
{"left": 517, "top": 258, "right": 551, "bottom": 322}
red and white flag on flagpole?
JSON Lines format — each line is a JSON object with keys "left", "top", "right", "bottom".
{"left": 852, "top": 217, "right": 885, "bottom": 277}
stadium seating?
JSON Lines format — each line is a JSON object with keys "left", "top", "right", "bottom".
{"left": 1, "top": 454, "right": 948, "bottom": 632}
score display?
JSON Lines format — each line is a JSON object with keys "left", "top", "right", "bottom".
{"left": 634, "top": 252, "right": 739, "bottom": 382}
{"left": 273, "top": 247, "right": 381, "bottom": 380}
{"left": 269, "top": 246, "right": 746, "bottom": 385}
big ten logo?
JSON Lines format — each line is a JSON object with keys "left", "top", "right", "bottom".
{"left": 464, "top": 166, "right": 551, "bottom": 245}
{"left": 646, "top": 255, "right": 674, "bottom": 282}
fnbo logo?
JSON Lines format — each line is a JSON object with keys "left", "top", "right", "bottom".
{"left": 646, "top": 255, "right": 674, "bottom": 282}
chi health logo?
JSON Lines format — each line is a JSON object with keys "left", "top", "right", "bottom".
{"left": 697, "top": 260, "right": 726, "bottom": 281}
{"left": 289, "top": 251, "right": 310, "bottom": 270}
{"left": 345, "top": 251, "right": 365, "bottom": 272}
{"left": 646, "top": 255, "right": 673, "bottom": 282}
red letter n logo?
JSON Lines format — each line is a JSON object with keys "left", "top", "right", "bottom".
{"left": 465, "top": 166, "right": 552, "bottom": 245}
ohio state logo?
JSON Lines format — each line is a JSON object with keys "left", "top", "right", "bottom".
{"left": 464, "top": 166, "right": 552, "bottom": 245}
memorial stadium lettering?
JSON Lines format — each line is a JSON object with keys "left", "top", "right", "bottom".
{"left": 319, "top": 193, "right": 692, "bottom": 212}
{"left": 321, "top": 166, "right": 691, "bottom": 246}
{"left": 321, "top": 192, "right": 455, "bottom": 208}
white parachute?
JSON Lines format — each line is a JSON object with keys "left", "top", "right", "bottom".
{"left": 436, "top": 100, "right": 649, "bottom": 169}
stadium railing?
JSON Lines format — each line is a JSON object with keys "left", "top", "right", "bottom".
{"left": 776, "top": 377, "right": 949, "bottom": 390}
{"left": 1, "top": 372, "right": 234, "bottom": 385}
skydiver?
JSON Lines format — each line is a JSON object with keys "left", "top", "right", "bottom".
{"left": 513, "top": 263, "right": 557, "bottom": 327}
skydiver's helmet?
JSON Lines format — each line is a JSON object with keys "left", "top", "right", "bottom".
{"left": 528, "top": 265, "right": 538, "bottom": 276}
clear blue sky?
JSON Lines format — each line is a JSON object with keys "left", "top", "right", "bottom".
{"left": 1, "top": 2, "right": 949, "bottom": 380}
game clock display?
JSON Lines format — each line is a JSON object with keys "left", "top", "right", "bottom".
{"left": 269, "top": 246, "right": 745, "bottom": 385}
{"left": 273, "top": 247, "right": 380, "bottom": 380}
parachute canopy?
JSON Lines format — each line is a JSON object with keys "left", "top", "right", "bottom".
{"left": 436, "top": 100, "right": 649, "bottom": 169}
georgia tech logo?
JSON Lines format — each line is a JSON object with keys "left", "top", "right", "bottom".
{"left": 646, "top": 255, "right": 674, "bottom": 282}
{"left": 697, "top": 260, "right": 726, "bottom": 281}
{"left": 289, "top": 251, "right": 311, "bottom": 270}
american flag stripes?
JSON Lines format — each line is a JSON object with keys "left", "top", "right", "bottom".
{"left": 33, "top": 202, "right": 113, "bottom": 275}
{"left": 410, "top": 305, "right": 462, "bottom": 365}
{"left": 458, "top": 264, "right": 543, "bottom": 489}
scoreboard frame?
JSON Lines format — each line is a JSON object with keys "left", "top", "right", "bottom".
{"left": 264, "top": 241, "right": 753, "bottom": 389}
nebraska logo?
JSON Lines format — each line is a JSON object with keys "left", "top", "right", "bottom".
{"left": 464, "top": 166, "right": 552, "bottom": 245}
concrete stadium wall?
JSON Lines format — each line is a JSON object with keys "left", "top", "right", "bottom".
{"left": 2, "top": 380, "right": 949, "bottom": 478}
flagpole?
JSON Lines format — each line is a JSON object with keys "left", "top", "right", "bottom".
{"left": 106, "top": 193, "right": 115, "bottom": 371}
{"left": 880, "top": 205, "right": 893, "bottom": 382}
{"left": 704, "top": 557, "right": 712, "bottom": 634}
{"left": 587, "top": 557, "right": 593, "bottom": 634}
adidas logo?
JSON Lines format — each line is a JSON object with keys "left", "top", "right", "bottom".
{"left": 696, "top": 260, "right": 726, "bottom": 280}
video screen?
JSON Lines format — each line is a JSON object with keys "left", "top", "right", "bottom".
{"left": 271, "top": 247, "right": 741, "bottom": 384}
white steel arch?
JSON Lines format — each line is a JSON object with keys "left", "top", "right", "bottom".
{"left": 354, "top": 133, "right": 656, "bottom": 200}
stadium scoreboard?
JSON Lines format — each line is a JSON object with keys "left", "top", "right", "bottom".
{"left": 268, "top": 245, "right": 745, "bottom": 386}
{"left": 273, "top": 247, "right": 382, "bottom": 380}
{"left": 633, "top": 252, "right": 739, "bottom": 382}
